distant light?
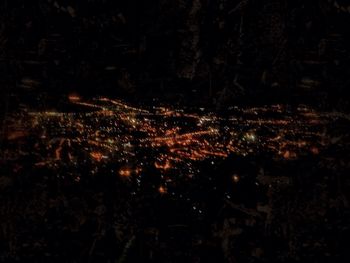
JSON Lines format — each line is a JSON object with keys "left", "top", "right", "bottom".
{"left": 155, "top": 160, "right": 171, "bottom": 170}
{"left": 244, "top": 132, "right": 256, "bottom": 142}
{"left": 68, "top": 93, "right": 81, "bottom": 102}
{"left": 90, "top": 152, "right": 103, "bottom": 162}
{"left": 232, "top": 174, "right": 240, "bottom": 183}
{"left": 310, "top": 146, "right": 319, "bottom": 155}
{"left": 119, "top": 168, "right": 132, "bottom": 177}
{"left": 158, "top": 185, "right": 167, "bottom": 194}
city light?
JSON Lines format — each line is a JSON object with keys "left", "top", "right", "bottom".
{"left": 4, "top": 95, "right": 334, "bottom": 189}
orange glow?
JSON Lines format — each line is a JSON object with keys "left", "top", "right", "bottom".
{"left": 282, "top": 150, "right": 297, "bottom": 159}
{"left": 155, "top": 160, "right": 171, "bottom": 170}
{"left": 68, "top": 93, "right": 81, "bottom": 101}
{"left": 119, "top": 168, "right": 132, "bottom": 177}
{"left": 158, "top": 185, "right": 167, "bottom": 194}
{"left": 200, "top": 150, "right": 228, "bottom": 158}
{"left": 283, "top": 151, "right": 290, "bottom": 159}
{"left": 310, "top": 146, "right": 319, "bottom": 155}
{"left": 55, "top": 139, "right": 65, "bottom": 160}
{"left": 90, "top": 152, "right": 103, "bottom": 162}
{"left": 7, "top": 131, "right": 28, "bottom": 140}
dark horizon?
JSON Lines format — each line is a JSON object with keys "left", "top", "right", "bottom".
{"left": 1, "top": 0, "right": 350, "bottom": 109}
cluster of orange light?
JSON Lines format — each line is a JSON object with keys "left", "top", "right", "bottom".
{"left": 158, "top": 185, "right": 167, "bottom": 194}
{"left": 119, "top": 168, "right": 132, "bottom": 177}
{"left": 68, "top": 94, "right": 81, "bottom": 101}
{"left": 154, "top": 160, "right": 172, "bottom": 170}
{"left": 281, "top": 150, "right": 297, "bottom": 160}
{"left": 90, "top": 151, "right": 103, "bottom": 162}
{"left": 32, "top": 96, "right": 330, "bottom": 172}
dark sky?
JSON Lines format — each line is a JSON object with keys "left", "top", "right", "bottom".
{"left": 1, "top": 0, "right": 350, "bottom": 108}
